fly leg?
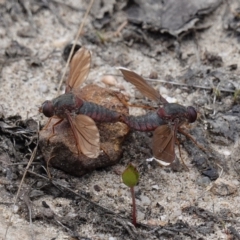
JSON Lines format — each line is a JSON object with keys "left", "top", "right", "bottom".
{"left": 175, "top": 138, "right": 189, "bottom": 171}
{"left": 46, "top": 154, "right": 56, "bottom": 179}
{"left": 47, "top": 118, "right": 64, "bottom": 144}
{"left": 114, "top": 92, "right": 155, "bottom": 110}
{"left": 42, "top": 116, "right": 59, "bottom": 130}
{"left": 42, "top": 118, "right": 52, "bottom": 130}
{"left": 173, "top": 120, "right": 189, "bottom": 170}
{"left": 178, "top": 128, "right": 208, "bottom": 154}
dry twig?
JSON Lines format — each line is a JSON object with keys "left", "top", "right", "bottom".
{"left": 57, "top": 0, "right": 95, "bottom": 94}
{"left": 4, "top": 122, "right": 39, "bottom": 239}
{"left": 112, "top": 74, "right": 237, "bottom": 94}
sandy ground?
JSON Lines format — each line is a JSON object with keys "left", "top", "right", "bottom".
{"left": 0, "top": 0, "right": 240, "bottom": 239}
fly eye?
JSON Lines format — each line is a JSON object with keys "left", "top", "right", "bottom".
{"left": 187, "top": 106, "right": 197, "bottom": 123}
{"left": 40, "top": 101, "right": 54, "bottom": 118}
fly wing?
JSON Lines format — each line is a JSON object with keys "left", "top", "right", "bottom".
{"left": 118, "top": 67, "right": 168, "bottom": 104}
{"left": 66, "top": 114, "right": 100, "bottom": 158}
{"left": 65, "top": 47, "right": 91, "bottom": 93}
{"left": 152, "top": 125, "right": 175, "bottom": 164}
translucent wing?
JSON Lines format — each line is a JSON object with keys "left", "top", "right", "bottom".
{"left": 66, "top": 114, "right": 100, "bottom": 158}
{"left": 118, "top": 67, "right": 168, "bottom": 104}
{"left": 65, "top": 47, "right": 91, "bottom": 93}
{"left": 152, "top": 125, "right": 175, "bottom": 164}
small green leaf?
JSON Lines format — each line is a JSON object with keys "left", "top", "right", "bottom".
{"left": 122, "top": 164, "right": 139, "bottom": 187}
{"left": 234, "top": 89, "right": 240, "bottom": 102}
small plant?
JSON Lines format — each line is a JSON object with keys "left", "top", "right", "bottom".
{"left": 234, "top": 89, "right": 240, "bottom": 102}
{"left": 122, "top": 163, "right": 139, "bottom": 227}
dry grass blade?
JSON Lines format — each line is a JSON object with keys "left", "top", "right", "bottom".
{"left": 4, "top": 122, "right": 40, "bottom": 239}
{"left": 57, "top": 0, "right": 95, "bottom": 94}
{"left": 111, "top": 74, "right": 237, "bottom": 94}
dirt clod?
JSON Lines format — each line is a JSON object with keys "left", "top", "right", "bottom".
{"left": 39, "top": 85, "right": 129, "bottom": 177}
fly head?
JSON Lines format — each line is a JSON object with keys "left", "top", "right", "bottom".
{"left": 186, "top": 106, "right": 197, "bottom": 123}
{"left": 40, "top": 100, "right": 54, "bottom": 118}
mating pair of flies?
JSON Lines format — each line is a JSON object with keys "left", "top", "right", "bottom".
{"left": 39, "top": 47, "right": 197, "bottom": 166}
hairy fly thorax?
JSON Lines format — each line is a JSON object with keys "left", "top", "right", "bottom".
{"left": 157, "top": 103, "right": 197, "bottom": 124}
{"left": 40, "top": 93, "right": 84, "bottom": 119}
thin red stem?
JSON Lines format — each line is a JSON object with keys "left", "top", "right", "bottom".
{"left": 130, "top": 187, "right": 137, "bottom": 226}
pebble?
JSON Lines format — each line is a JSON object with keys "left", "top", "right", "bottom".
{"left": 39, "top": 84, "right": 49, "bottom": 94}
{"left": 137, "top": 210, "right": 145, "bottom": 221}
{"left": 149, "top": 71, "right": 158, "bottom": 79}
{"left": 109, "top": 237, "right": 117, "bottom": 240}
{"left": 171, "top": 210, "right": 182, "bottom": 219}
{"left": 135, "top": 90, "right": 144, "bottom": 99}
{"left": 93, "top": 184, "right": 102, "bottom": 192}
{"left": 175, "top": 88, "right": 182, "bottom": 94}
{"left": 98, "top": 234, "right": 106, "bottom": 239}
{"left": 152, "top": 184, "right": 160, "bottom": 190}
{"left": 140, "top": 195, "right": 151, "bottom": 205}
{"left": 52, "top": 38, "right": 69, "bottom": 48}
{"left": 196, "top": 176, "right": 211, "bottom": 187}
{"left": 159, "top": 86, "right": 169, "bottom": 95}
{"left": 210, "top": 178, "right": 237, "bottom": 196}
{"left": 224, "top": 81, "right": 235, "bottom": 91}
{"left": 195, "top": 97, "right": 208, "bottom": 106}
{"left": 36, "top": 181, "right": 44, "bottom": 187}
{"left": 202, "top": 167, "right": 219, "bottom": 180}
{"left": 0, "top": 27, "right": 6, "bottom": 38}
{"left": 101, "top": 75, "right": 118, "bottom": 86}
{"left": 12, "top": 205, "right": 19, "bottom": 213}
{"left": 41, "top": 207, "right": 54, "bottom": 219}
{"left": 65, "top": 212, "right": 78, "bottom": 218}
{"left": 166, "top": 96, "right": 177, "bottom": 103}
{"left": 129, "top": 107, "right": 145, "bottom": 116}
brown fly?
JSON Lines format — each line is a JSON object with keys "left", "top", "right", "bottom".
{"left": 118, "top": 67, "right": 197, "bottom": 166}
{"left": 39, "top": 48, "right": 100, "bottom": 158}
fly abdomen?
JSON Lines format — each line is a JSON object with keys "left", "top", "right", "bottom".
{"left": 77, "top": 101, "right": 121, "bottom": 122}
{"left": 123, "top": 112, "right": 166, "bottom": 131}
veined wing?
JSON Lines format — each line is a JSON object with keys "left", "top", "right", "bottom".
{"left": 66, "top": 114, "right": 100, "bottom": 158}
{"left": 65, "top": 47, "right": 91, "bottom": 93}
{"left": 152, "top": 125, "right": 175, "bottom": 164}
{"left": 118, "top": 67, "right": 168, "bottom": 104}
